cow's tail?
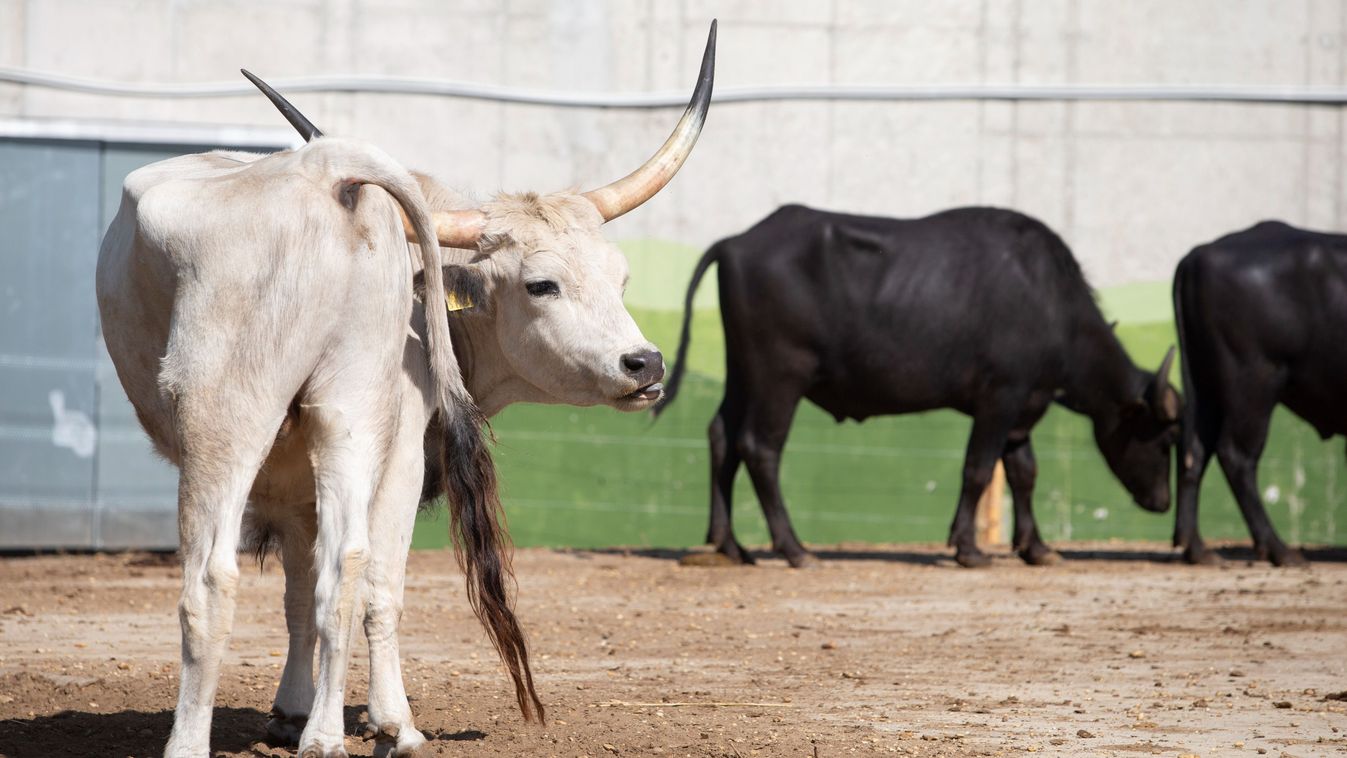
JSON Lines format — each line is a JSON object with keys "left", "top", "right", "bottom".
{"left": 1171, "top": 253, "right": 1200, "bottom": 549}
{"left": 317, "top": 138, "right": 542, "bottom": 723}
{"left": 1172, "top": 257, "right": 1197, "bottom": 436}
{"left": 652, "top": 240, "right": 724, "bottom": 419}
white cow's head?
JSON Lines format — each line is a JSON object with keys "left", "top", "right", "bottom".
{"left": 244, "top": 22, "right": 715, "bottom": 415}
{"left": 442, "top": 191, "right": 658, "bottom": 412}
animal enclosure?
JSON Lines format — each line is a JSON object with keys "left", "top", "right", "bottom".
{"left": 1, "top": 546, "right": 1344, "bottom": 757}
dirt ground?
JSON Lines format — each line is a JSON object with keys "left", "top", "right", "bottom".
{"left": 1, "top": 543, "right": 1345, "bottom": 758}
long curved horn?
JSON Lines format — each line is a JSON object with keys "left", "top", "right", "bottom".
{"left": 582, "top": 20, "right": 716, "bottom": 222}
{"left": 241, "top": 69, "right": 323, "bottom": 141}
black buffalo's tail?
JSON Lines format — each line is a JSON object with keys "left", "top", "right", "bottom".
{"left": 1172, "top": 255, "right": 1198, "bottom": 438}
{"left": 1171, "top": 253, "right": 1200, "bottom": 549}
{"left": 652, "top": 241, "right": 724, "bottom": 418}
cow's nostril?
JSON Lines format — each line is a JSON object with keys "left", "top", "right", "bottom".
{"left": 622, "top": 353, "right": 647, "bottom": 373}
{"left": 621, "top": 349, "right": 663, "bottom": 377}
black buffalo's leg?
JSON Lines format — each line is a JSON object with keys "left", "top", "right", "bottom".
{"left": 1215, "top": 402, "right": 1306, "bottom": 567}
{"left": 1004, "top": 437, "right": 1059, "bottom": 566}
{"left": 949, "top": 406, "right": 1016, "bottom": 568}
{"left": 738, "top": 392, "right": 814, "bottom": 568}
{"left": 1174, "top": 412, "right": 1220, "bottom": 565}
{"left": 706, "top": 389, "right": 753, "bottom": 564}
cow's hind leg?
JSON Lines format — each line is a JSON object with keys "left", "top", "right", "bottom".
{"left": 1004, "top": 437, "right": 1059, "bottom": 566}
{"left": 949, "top": 406, "right": 1016, "bottom": 568}
{"left": 1215, "top": 405, "right": 1306, "bottom": 567}
{"left": 267, "top": 507, "right": 319, "bottom": 746}
{"left": 702, "top": 389, "right": 753, "bottom": 566}
{"left": 738, "top": 390, "right": 814, "bottom": 568}
{"left": 299, "top": 405, "right": 387, "bottom": 758}
{"left": 362, "top": 414, "right": 430, "bottom": 758}
{"left": 1174, "top": 421, "right": 1220, "bottom": 565}
{"left": 165, "top": 409, "right": 279, "bottom": 757}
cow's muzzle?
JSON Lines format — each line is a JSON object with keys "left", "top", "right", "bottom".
{"left": 1136, "top": 485, "right": 1172, "bottom": 514}
{"left": 615, "top": 348, "right": 665, "bottom": 408}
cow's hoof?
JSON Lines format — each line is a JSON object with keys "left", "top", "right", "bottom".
{"left": 955, "top": 549, "right": 993, "bottom": 569}
{"left": 1019, "top": 544, "right": 1062, "bottom": 567}
{"left": 371, "top": 723, "right": 430, "bottom": 758}
{"left": 299, "top": 744, "right": 348, "bottom": 758}
{"left": 1182, "top": 545, "right": 1222, "bottom": 566}
{"left": 265, "top": 710, "right": 308, "bottom": 746}
{"left": 1270, "top": 547, "right": 1308, "bottom": 568}
{"left": 785, "top": 551, "right": 821, "bottom": 569}
{"left": 679, "top": 551, "right": 746, "bottom": 568}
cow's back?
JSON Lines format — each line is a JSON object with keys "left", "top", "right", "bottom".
{"left": 1176, "top": 221, "right": 1347, "bottom": 437}
{"left": 714, "top": 205, "right": 1099, "bottom": 420}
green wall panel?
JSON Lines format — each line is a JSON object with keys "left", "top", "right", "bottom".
{"left": 413, "top": 274, "right": 1346, "bottom": 552}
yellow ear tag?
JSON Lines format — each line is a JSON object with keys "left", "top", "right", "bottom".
{"left": 445, "top": 291, "right": 473, "bottom": 312}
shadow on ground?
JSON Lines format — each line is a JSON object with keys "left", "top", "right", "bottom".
{"left": 576, "top": 543, "right": 1347, "bottom": 567}
{"left": 0, "top": 706, "right": 263, "bottom": 758}
{"left": 0, "top": 704, "right": 487, "bottom": 757}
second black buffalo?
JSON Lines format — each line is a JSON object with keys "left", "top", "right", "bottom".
{"left": 655, "top": 205, "right": 1181, "bottom": 568}
{"left": 1173, "top": 220, "right": 1347, "bottom": 567}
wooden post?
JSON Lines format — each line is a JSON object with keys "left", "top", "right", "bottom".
{"left": 975, "top": 461, "right": 1007, "bottom": 547}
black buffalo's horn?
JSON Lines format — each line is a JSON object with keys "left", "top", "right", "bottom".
{"left": 1151, "top": 346, "right": 1179, "bottom": 421}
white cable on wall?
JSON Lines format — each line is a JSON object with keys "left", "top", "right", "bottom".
{"left": 2, "top": 67, "right": 1346, "bottom": 107}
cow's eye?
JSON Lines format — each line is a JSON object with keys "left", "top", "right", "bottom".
{"left": 526, "top": 280, "right": 560, "bottom": 298}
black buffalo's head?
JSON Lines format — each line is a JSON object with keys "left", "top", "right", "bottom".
{"left": 1093, "top": 346, "right": 1182, "bottom": 513}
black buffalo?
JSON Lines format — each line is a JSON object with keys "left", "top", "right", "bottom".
{"left": 1173, "top": 221, "right": 1347, "bottom": 567}
{"left": 655, "top": 205, "right": 1181, "bottom": 568}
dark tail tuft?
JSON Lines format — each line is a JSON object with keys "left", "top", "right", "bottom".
{"left": 442, "top": 407, "right": 544, "bottom": 723}
{"left": 652, "top": 241, "right": 724, "bottom": 419}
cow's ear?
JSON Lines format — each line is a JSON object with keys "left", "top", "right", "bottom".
{"left": 442, "top": 264, "right": 487, "bottom": 314}
{"left": 413, "top": 265, "right": 488, "bottom": 315}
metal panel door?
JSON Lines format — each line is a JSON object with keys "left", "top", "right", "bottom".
{"left": 91, "top": 145, "right": 196, "bottom": 549}
{"left": 1, "top": 138, "right": 280, "bottom": 549}
{"left": 0, "top": 139, "right": 101, "bottom": 548}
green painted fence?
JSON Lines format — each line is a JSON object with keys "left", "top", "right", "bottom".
{"left": 412, "top": 242, "right": 1345, "bottom": 552}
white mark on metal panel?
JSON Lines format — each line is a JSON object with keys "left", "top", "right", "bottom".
{"left": 49, "top": 389, "right": 95, "bottom": 458}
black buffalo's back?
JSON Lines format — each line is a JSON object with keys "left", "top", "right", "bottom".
{"left": 712, "top": 205, "right": 1104, "bottom": 421}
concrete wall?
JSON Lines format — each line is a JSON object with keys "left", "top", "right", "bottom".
{"left": 3, "top": 0, "right": 1343, "bottom": 288}
{"left": 4, "top": 1, "right": 1345, "bottom": 550}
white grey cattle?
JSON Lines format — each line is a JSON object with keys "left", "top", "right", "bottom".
{"left": 96, "top": 136, "right": 511, "bottom": 758}
{"left": 98, "top": 22, "right": 715, "bottom": 758}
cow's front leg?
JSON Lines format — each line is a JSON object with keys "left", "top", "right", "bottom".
{"left": 267, "top": 509, "right": 319, "bottom": 746}
{"left": 362, "top": 423, "right": 430, "bottom": 758}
